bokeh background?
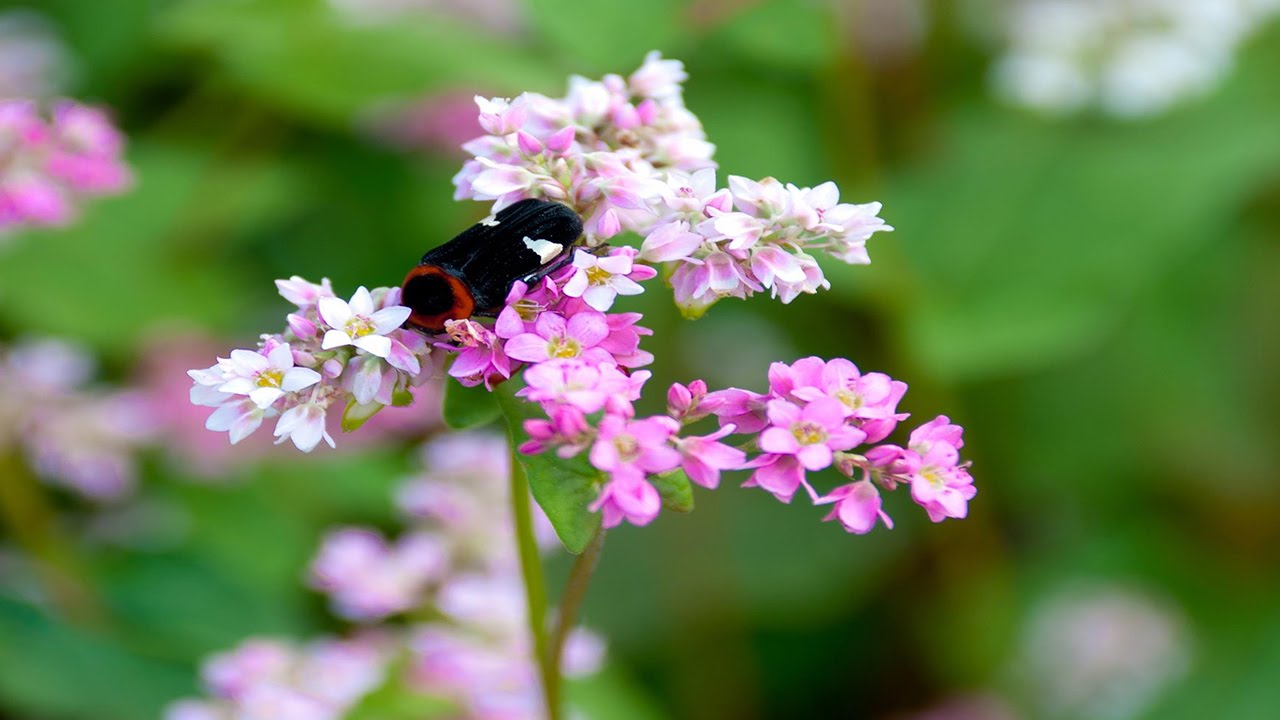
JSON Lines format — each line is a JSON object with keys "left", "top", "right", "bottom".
{"left": 1, "top": 0, "right": 1279, "bottom": 718}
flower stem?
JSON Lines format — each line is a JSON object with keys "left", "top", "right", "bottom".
{"left": 509, "top": 448, "right": 556, "bottom": 720}
{"left": 547, "top": 524, "right": 605, "bottom": 687}
{"left": 0, "top": 453, "right": 102, "bottom": 625}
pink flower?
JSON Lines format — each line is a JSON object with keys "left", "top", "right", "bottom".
{"left": 742, "top": 453, "right": 811, "bottom": 503}
{"left": 701, "top": 387, "right": 770, "bottom": 434}
{"left": 673, "top": 425, "right": 745, "bottom": 489}
{"left": 784, "top": 357, "right": 909, "bottom": 442}
{"left": 588, "top": 415, "right": 681, "bottom": 480}
{"left": 561, "top": 248, "right": 653, "bottom": 311}
{"left": 503, "top": 311, "right": 612, "bottom": 365}
{"left": 319, "top": 286, "right": 412, "bottom": 359}
{"left": 868, "top": 416, "right": 975, "bottom": 522}
{"left": 590, "top": 472, "right": 662, "bottom": 528}
{"left": 598, "top": 311, "right": 654, "bottom": 369}
{"left": 639, "top": 220, "right": 704, "bottom": 262}
{"left": 443, "top": 319, "right": 511, "bottom": 389}
{"left": 310, "top": 528, "right": 447, "bottom": 621}
{"left": 275, "top": 276, "right": 335, "bottom": 308}
{"left": 759, "top": 398, "right": 866, "bottom": 471}
{"left": 517, "top": 358, "right": 631, "bottom": 413}
{"left": 816, "top": 480, "right": 893, "bottom": 534}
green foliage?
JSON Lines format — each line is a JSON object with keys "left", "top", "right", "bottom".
{"left": 650, "top": 469, "right": 694, "bottom": 513}
{"left": 441, "top": 380, "right": 502, "bottom": 430}
{"left": 496, "top": 384, "right": 602, "bottom": 554}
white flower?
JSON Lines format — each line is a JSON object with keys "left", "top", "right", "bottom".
{"left": 273, "top": 402, "right": 334, "bottom": 452}
{"left": 215, "top": 344, "right": 321, "bottom": 410}
{"left": 561, "top": 250, "right": 645, "bottom": 311}
{"left": 319, "top": 287, "right": 411, "bottom": 359}
{"left": 205, "top": 399, "right": 274, "bottom": 445}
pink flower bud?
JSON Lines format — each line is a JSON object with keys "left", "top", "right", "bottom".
{"left": 287, "top": 313, "right": 317, "bottom": 340}
{"left": 323, "top": 358, "right": 344, "bottom": 378}
{"left": 516, "top": 130, "right": 543, "bottom": 156}
{"left": 545, "top": 125, "right": 576, "bottom": 153}
{"left": 635, "top": 98, "right": 658, "bottom": 125}
{"left": 596, "top": 208, "right": 621, "bottom": 238}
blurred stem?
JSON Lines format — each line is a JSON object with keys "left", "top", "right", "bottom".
{"left": 547, "top": 525, "right": 605, "bottom": 689}
{"left": 509, "top": 447, "right": 556, "bottom": 720}
{"left": 0, "top": 453, "right": 102, "bottom": 625}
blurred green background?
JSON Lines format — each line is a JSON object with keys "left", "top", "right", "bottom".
{"left": 1, "top": 0, "right": 1278, "bottom": 718}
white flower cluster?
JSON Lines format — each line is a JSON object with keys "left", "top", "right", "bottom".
{"left": 993, "top": 0, "right": 1280, "bottom": 118}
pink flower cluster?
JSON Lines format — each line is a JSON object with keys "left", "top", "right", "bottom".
{"left": 454, "top": 51, "right": 712, "bottom": 244}
{"left": 188, "top": 278, "right": 436, "bottom": 452}
{"left": 519, "top": 355, "right": 975, "bottom": 533}
{"left": 0, "top": 338, "right": 156, "bottom": 501}
{"left": 707, "top": 357, "right": 975, "bottom": 534}
{"left": 165, "top": 636, "right": 390, "bottom": 720}
{"left": 454, "top": 53, "right": 890, "bottom": 315}
{"left": 0, "top": 99, "right": 131, "bottom": 231}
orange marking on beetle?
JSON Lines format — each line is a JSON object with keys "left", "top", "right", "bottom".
{"left": 401, "top": 264, "right": 476, "bottom": 332}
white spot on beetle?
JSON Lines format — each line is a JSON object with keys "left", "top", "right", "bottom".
{"left": 522, "top": 236, "right": 563, "bottom": 264}
{"left": 480, "top": 214, "right": 500, "bottom": 227}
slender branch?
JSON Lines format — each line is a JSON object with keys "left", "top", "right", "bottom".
{"left": 509, "top": 448, "right": 556, "bottom": 720}
{"left": 547, "top": 524, "right": 606, "bottom": 684}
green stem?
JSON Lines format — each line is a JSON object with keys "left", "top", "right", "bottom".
{"left": 0, "top": 453, "right": 102, "bottom": 625}
{"left": 547, "top": 525, "right": 605, "bottom": 685}
{"left": 510, "top": 448, "right": 556, "bottom": 720}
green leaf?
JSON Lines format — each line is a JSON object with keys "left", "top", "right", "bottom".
{"left": 650, "top": 469, "right": 695, "bottom": 513}
{"left": 158, "top": 0, "right": 562, "bottom": 127}
{"left": 495, "top": 384, "right": 602, "bottom": 554}
{"left": 442, "top": 380, "right": 502, "bottom": 430}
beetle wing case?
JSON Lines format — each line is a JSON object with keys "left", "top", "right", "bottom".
{"left": 402, "top": 199, "right": 583, "bottom": 332}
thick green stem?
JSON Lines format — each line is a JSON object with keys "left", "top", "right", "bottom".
{"left": 547, "top": 525, "right": 605, "bottom": 683}
{"left": 510, "top": 448, "right": 557, "bottom": 720}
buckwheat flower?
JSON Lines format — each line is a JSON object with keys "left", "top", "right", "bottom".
{"left": 310, "top": 527, "right": 447, "bottom": 621}
{"left": 868, "top": 415, "right": 975, "bottom": 522}
{"left": 666, "top": 379, "right": 708, "bottom": 422}
{"left": 599, "top": 311, "right": 655, "bottom": 368}
{"left": 46, "top": 101, "right": 131, "bottom": 194}
{"left": 215, "top": 344, "right": 322, "bottom": 410}
{"left": 673, "top": 425, "right": 746, "bottom": 489}
{"left": 273, "top": 400, "right": 334, "bottom": 452}
{"left": 628, "top": 50, "right": 688, "bottom": 102}
{"left": 702, "top": 387, "right": 771, "bottom": 434}
{"left": 520, "top": 405, "right": 592, "bottom": 457}
{"left": 318, "top": 286, "right": 411, "bottom": 359}
{"left": 590, "top": 472, "right": 663, "bottom": 528}
{"left": 503, "top": 310, "right": 613, "bottom": 365}
{"left": 761, "top": 397, "right": 866, "bottom": 471}
{"left": 640, "top": 219, "right": 705, "bottom": 263}
{"left": 561, "top": 248, "right": 654, "bottom": 311}
{"left": 204, "top": 398, "right": 275, "bottom": 445}
{"left": 588, "top": 414, "right": 682, "bottom": 482}
{"left": 816, "top": 480, "right": 893, "bottom": 535}
{"left": 275, "top": 275, "right": 335, "bottom": 308}
{"left": 518, "top": 357, "right": 631, "bottom": 413}
{"left": 786, "top": 357, "right": 909, "bottom": 442}
{"left": 442, "top": 318, "right": 511, "bottom": 389}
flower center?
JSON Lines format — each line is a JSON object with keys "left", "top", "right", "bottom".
{"left": 345, "top": 316, "right": 376, "bottom": 338}
{"left": 920, "top": 466, "right": 945, "bottom": 489}
{"left": 514, "top": 299, "right": 542, "bottom": 322}
{"left": 613, "top": 433, "right": 640, "bottom": 462}
{"left": 257, "top": 368, "right": 284, "bottom": 388}
{"left": 547, "top": 336, "right": 582, "bottom": 359}
{"left": 585, "top": 266, "right": 613, "bottom": 285}
{"left": 791, "top": 421, "right": 827, "bottom": 446}
{"left": 834, "top": 388, "right": 864, "bottom": 411}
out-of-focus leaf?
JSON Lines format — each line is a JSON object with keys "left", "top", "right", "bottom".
{"left": 496, "top": 383, "right": 601, "bottom": 553}
{"left": 158, "top": 0, "right": 562, "bottom": 126}
{"left": 651, "top": 469, "right": 694, "bottom": 513}
{"left": 526, "top": 0, "right": 691, "bottom": 74}
{"left": 705, "top": 0, "right": 836, "bottom": 71}
{"left": 0, "top": 143, "right": 273, "bottom": 356}
{"left": 567, "top": 666, "right": 667, "bottom": 720}
{"left": 0, "top": 598, "right": 191, "bottom": 720}
{"left": 442, "top": 380, "right": 502, "bottom": 430}
{"left": 828, "top": 26, "right": 1280, "bottom": 381}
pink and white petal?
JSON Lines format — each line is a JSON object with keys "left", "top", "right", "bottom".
{"left": 265, "top": 343, "right": 294, "bottom": 370}
{"left": 353, "top": 334, "right": 392, "bottom": 358}
{"left": 321, "top": 329, "right": 353, "bottom": 350}
{"left": 610, "top": 277, "right": 645, "bottom": 296}
{"left": 248, "top": 386, "right": 284, "bottom": 409}
{"left": 282, "top": 367, "right": 322, "bottom": 392}
{"left": 581, "top": 285, "right": 618, "bottom": 311}
{"left": 562, "top": 271, "right": 591, "bottom": 298}
{"left": 596, "top": 254, "right": 632, "bottom": 274}
{"left": 217, "top": 377, "right": 255, "bottom": 396}
{"left": 385, "top": 339, "right": 421, "bottom": 375}
{"left": 229, "top": 349, "right": 270, "bottom": 373}
{"left": 370, "top": 306, "right": 412, "bottom": 334}
{"left": 318, "top": 297, "right": 352, "bottom": 328}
